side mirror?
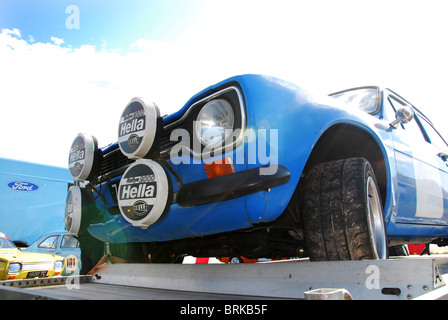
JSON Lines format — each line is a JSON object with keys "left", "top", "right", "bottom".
{"left": 390, "top": 106, "right": 414, "bottom": 129}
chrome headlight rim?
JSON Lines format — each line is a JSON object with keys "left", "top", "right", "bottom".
{"left": 7, "top": 262, "right": 22, "bottom": 275}
{"left": 165, "top": 85, "right": 246, "bottom": 160}
{"left": 194, "top": 98, "right": 235, "bottom": 148}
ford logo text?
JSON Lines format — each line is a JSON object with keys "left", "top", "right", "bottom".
{"left": 7, "top": 181, "right": 40, "bottom": 192}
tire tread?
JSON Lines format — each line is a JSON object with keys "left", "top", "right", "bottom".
{"left": 303, "top": 157, "right": 378, "bottom": 261}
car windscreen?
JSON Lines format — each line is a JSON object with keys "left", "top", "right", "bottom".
{"left": 0, "top": 237, "right": 16, "bottom": 249}
{"left": 330, "top": 87, "right": 379, "bottom": 114}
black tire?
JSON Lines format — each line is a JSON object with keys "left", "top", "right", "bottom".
{"left": 303, "top": 157, "right": 387, "bottom": 261}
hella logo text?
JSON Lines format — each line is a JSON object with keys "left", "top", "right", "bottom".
{"left": 119, "top": 117, "right": 145, "bottom": 137}
{"left": 69, "top": 149, "right": 85, "bottom": 163}
{"left": 120, "top": 183, "right": 155, "bottom": 199}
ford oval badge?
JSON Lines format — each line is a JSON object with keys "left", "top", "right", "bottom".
{"left": 7, "top": 181, "right": 39, "bottom": 192}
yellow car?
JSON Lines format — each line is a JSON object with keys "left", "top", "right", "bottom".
{"left": 0, "top": 232, "right": 64, "bottom": 280}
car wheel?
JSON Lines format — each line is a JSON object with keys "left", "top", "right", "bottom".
{"left": 303, "top": 157, "right": 387, "bottom": 261}
{"left": 229, "top": 257, "right": 244, "bottom": 263}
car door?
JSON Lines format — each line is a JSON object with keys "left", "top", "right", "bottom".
{"left": 417, "top": 117, "right": 448, "bottom": 222}
{"left": 386, "top": 92, "right": 448, "bottom": 226}
{"left": 60, "top": 235, "right": 82, "bottom": 274}
{"left": 60, "top": 235, "right": 80, "bottom": 257}
{"left": 37, "top": 235, "right": 60, "bottom": 255}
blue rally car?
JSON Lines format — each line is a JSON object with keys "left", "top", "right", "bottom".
{"left": 65, "top": 74, "right": 448, "bottom": 267}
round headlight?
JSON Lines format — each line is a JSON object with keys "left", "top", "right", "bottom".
{"left": 117, "top": 159, "right": 172, "bottom": 229}
{"left": 7, "top": 262, "right": 22, "bottom": 274}
{"left": 195, "top": 99, "right": 235, "bottom": 147}
{"left": 68, "top": 133, "right": 100, "bottom": 181}
{"left": 118, "top": 97, "right": 162, "bottom": 160}
{"left": 54, "top": 260, "right": 64, "bottom": 273}
{"left": 65, "top": 186, "right": 82, "bottom": 236}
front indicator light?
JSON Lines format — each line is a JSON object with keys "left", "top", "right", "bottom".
{"left": 204, "top": 157, "right": 235, "bottom": 178}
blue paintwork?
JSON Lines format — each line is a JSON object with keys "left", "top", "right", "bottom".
{"left": 87, "top": 74, "right": 448, "bottom": 244}
{"left": 0, "top": 158, "right": 72, "bottom": 245}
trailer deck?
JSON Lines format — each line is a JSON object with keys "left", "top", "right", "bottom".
{"left": 2, "top": 255, "right": 448, "bottom": 300}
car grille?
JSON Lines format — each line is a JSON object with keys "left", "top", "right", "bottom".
{"left": 100, "top": 148, "right": 133, "bottom": 175}
{"left": 97, "top": 126, "right": 177, "bottom": 183}
{"left": 22, "top": 261, "right": 54, "bottom": 271}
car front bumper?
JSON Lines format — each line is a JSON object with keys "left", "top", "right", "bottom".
{"left": 176, "top": 165, "right": 291, "bottom": 207}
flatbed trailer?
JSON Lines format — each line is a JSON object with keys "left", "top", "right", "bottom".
{"left": 1, "top": 255, "right": 448, "bottom": 300}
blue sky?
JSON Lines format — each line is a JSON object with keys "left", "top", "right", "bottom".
{"left": 1, "top": 0, "right": 448, "bottom": 167}
{"left": 0, "top": 0, "right": 205, "bottom": 49}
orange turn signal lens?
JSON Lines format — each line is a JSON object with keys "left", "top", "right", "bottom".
{"left": 204, "top": 158, "right": 235, "bottom": 178}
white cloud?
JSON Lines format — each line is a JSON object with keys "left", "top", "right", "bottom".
{"left": 1, "top": 0, "right": 448, "bottom": 169}
{"left": 0, "top": 32, "right": 119, "bottom": 167}
{"left": 50, "top": 36, "right": 64, "bottom": 46}
{"left": 0, "top": 30, "right": 205, "bottom": 168}
{"left": 1, "top": 28, "right": 21, "bottom": 38}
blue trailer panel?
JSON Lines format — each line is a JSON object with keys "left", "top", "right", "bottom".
{"left": 0, "top": 158, "right": 71, "bottom": 245}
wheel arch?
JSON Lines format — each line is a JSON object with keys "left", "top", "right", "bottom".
{"left": 302, "top": 123, "right": 388, "bottom": 205}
